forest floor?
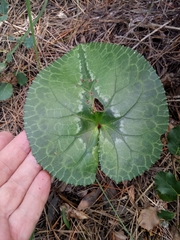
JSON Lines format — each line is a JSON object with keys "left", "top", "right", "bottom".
{"left": 0, "top": 0, "right": 180, "bottom": 239}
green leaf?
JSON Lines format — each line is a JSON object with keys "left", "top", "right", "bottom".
{"left": 154, "top": 172, "right": 180, "bottom": 201}
{"left": 6, "top": 52, "right": 13, "bottom": 63}
{"left": 157, "top": 210, "right": 174, "bottom": 221}
{"left": 0, "top": 14, "right": 7, "bottom": 21}
{"left": 0, "top": 62, "right": 6, "bottom": 72}
{"left": 61, "top": 208, "right": 71, "bottom": 229}
{"left": 16, "top": 72, "right": 28, "bottom": 86}
{"left": 24, "top": 36, "right": 34, "bottom": 49}
{"left": 8, "top": 36, "right": 15, "bottom": 41}
{"left": 0, "top": 0, "right": 8, "bottom": 22}
{"left": 167, "top": 125, "right": 180, "bottom": 155}
{"left": 0, "top": 83, "right": 13, "bottom": 101}
{"left": 24, "top": 43, "right": 168, "bottom": 186}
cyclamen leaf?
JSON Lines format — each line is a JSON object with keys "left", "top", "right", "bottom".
{"left": 0, "top": 0, "right": 8, "bottom": 14}
{"left": 167, "top": 125, "right": 180, "bottom": 155}
{"left": 24, "top": 36, "right": 34, "bottom": 49}
{"left": 24, "top": 43, "right": 168, "bottom": 186}
{"left": 0, "top": 14, "right": 7, "bottom": 21}
{"left": 6, "top": 52, "right": 13, "bottom": 63}
{"left": 0, "top": 0, "right": 8, "bottom": 22}
{"left": 154, "top": 172, "right": 180, "bottom": 201}
{"left": 0, "top": 62, "right": 6, "bottom": 72}
{"left": 16, "top": 72, "right": 28, "bottom": 86}
{"left": 0, "top": 83, "right": 13, "bottom": 101}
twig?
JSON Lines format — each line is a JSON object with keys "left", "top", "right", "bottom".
{"left": 133, "top": 19, "right": 172, "bottom": 49}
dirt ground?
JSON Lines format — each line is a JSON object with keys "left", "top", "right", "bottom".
{"left": 0, "top": 0, "right": 180, "bottom": 239}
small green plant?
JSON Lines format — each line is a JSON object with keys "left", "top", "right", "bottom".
{"left": 153, "top": 125, "right": 180, "bottom": 221}
{"left": 0, "top": 82, "right": 13, "bottom": 101}
{"left": 154, "top": 171, "right": 180, "bottom": 221}
{"left": 61, "top": 208, "right": 71, "bottom": 230}
{"left": 167, "top": 125, "right": 180, "bottom": 155}
{"left": 155, "top": 171, "right": 180, "bottom": 202}
{"left": 0, "top": 0, "right": 48, "bottom": 67}
{"left": 24, "top": 42, "right": 168, "bottom": 186}
{"left": 0, "top": 0, "right": 48, "bottom": 100}
{"left": 0, "top": 72, "right": 28, "bottom": 101}
{"left": 0, "top": 0, "right": 8, "bottom": 22}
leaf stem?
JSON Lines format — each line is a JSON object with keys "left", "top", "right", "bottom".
{"left": 25, "top": 0, "right": 40, "bottom": 69}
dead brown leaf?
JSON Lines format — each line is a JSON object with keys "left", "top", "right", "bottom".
{"left": 78, "top": 188, "right": 101, "bottom": 210}
{"left": 138, "top": 207, "right": 160, "bottom": 231}
{"left": 171, "top": 226, "right": 180, "bottom": 240}
{"left": 127, "top": 185, "right": 135, "bottom": 205}
{"left": 105, "top": 181, "right": 117, "bottom": 199}
{"left": 61, "top": 203, "right": 88, "bottom": 220}
{"left": 113, "top": 230, "right": 127, "bottom": 240}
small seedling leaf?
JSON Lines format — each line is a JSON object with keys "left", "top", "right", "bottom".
{"left": 16, "top": 72, "right": 28, "bottom": 86}
{"left": 24, "top": 36, "right": 34, "bottom": 49}
{"left": 61, "top": 208, "right": 71, "bottom": 230}
{"left": 157, "top": 210, "right": 174, "bottom": 221}
{"left": 154, "top": 172, "right": 180, "bottom": 201}
{"left": 167, "top": 125, "right": 180, "bottom": 155}
{"left": 8, "top": 36, "right": 15, "bottom": 41}
{"left": 0, "top": 0, "right": 8, "bottom": 22}
{"left": 6, "top": 52, "right": 13, "bottom": 63}
{"left": 0, "top": 83, "right": 13, "bottom": 101}
{"left": 0, "top": 62, "right": 6, "bottom": 72}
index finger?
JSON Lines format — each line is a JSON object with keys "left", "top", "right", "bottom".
{"left": 0, "top": 131, "right": 31, "bottom": 186}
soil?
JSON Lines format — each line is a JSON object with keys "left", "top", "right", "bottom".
{"left": 0, "top": 0, "right": 180, "bottom": 239}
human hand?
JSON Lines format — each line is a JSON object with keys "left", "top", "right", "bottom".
{"left": 0, "top": 131, "right": 51, "bottom": 240}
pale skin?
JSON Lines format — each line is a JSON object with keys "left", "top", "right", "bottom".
{"left": 0, "top": 131, "right": 51, "bottom": 240}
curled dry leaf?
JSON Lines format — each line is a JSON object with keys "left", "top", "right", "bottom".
{"left": 127, "top": 185, "right": 135, "bottom": 205}
{"left": 138, "top": 206, "right": 160, "bottom": 231}
{"left": 61, "top": 203, "right": 88, "bottom": 220}
{"left": 113, "top": 230, "right": 127, "bottom": 240}
{"left": 105, "top": 181, "right": 117, "bottom": 199}
{"left": 78, "top": 188, "right": 101, "bottom": 210}
{"left": 76, "top": 189, "right": 88, "bottom": 198}
{"left": 171, "top": 226, "right": 180, "bottom": 240}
